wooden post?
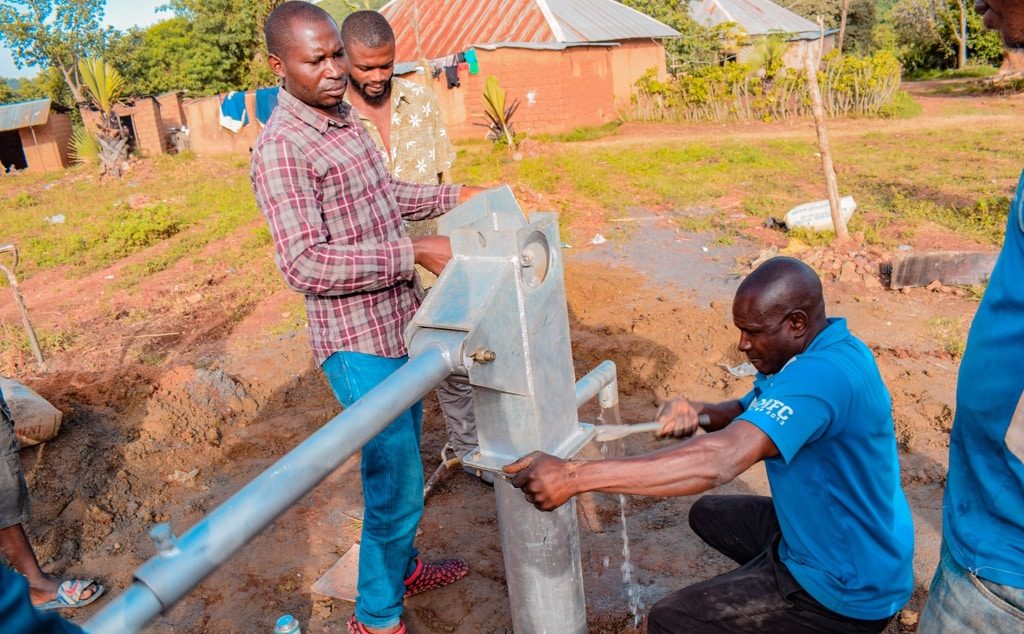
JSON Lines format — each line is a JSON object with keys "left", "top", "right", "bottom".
{"left": 838, "top": 0, "right": 850, "bottom": 55}
{"left": 410, "top": 0, "right": 432, "bottom": 90}
{"left": 0, "top": 244, "right": 45, "bottom": 370}
{"left": 804, "top": 18, "right": 848, "bottom": 241}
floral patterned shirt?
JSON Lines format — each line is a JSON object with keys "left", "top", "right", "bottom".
{"left": 350, "top": 77, "right": 455, "bottom": 185}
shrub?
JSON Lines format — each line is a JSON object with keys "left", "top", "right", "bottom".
{"left": 628, "top": 49, "right": 903, "bottom": 123}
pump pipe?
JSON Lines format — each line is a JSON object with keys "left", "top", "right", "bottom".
{"left": 575, "top": 360, "right": 618, "bottom": 410}
{"left": 83, "top": 336, "right": 461, "bottom": 634}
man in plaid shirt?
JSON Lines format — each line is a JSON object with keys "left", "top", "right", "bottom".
{"left": 251, "top": 4, "right": 482, "bottom": 633}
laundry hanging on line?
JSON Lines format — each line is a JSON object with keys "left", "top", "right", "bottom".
{"left": 430, "top": 49, "right": 480, "bottom": 87}
{"left": 219, "top": 91, "right": 249, "bottom": 133}
{"left": 255, "top": 87, "right": 280, "bottom": 125}
{"left": 464, "top": 48, "right": 479, "bottom": 75}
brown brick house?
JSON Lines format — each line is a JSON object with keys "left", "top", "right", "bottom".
{"left": 0, "top": 99, "right": 73, "bottom": 174}
{"left": 380, "top": 0, "right": 679, "bottom": 140}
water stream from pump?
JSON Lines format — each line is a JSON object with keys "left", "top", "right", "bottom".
{"left": 619, "top": 493, "right": 644, "bottom": 627}
{"left": 599, "top": 405, "right": 645, "bottom": 628}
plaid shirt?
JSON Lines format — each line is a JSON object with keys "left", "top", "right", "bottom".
{"left": 251, "top": 87, "right": 460, "bottom": 363}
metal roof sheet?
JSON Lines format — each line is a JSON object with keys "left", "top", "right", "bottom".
{"left": 0, "top": 98, "right": 52, "bottom": 133}
{"left": 380, "top": 0, "right": 678, "bottom": 61}
{"left": 690, "top": 0, "right": 821, "bottom": 37}
{"left": 546, "top": 0, "right": 679, "bottom": 42}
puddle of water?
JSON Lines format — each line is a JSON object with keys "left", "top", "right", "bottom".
{"left": 573, "top": 210, "right": 750, "bottom": 305}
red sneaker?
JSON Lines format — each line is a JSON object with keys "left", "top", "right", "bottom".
{"left": 403, "top": 558, "right": 469, "bottom": 597}
{"left": 347, "top": 614, "right": 407, "bottom": 634}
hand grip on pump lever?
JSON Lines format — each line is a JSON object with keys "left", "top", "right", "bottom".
{"left": 592, "top": 414, "right": 712, "bottom": 443}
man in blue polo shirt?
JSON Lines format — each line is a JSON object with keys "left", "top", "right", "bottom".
{"left": 505, "top": 257, "right": 914, "bottom": 632}
{"left": 0, "top": 565, "right": 83, "bottom": 633}
{"left": 918, "top": 7, "right": 1024, "bottom": 632}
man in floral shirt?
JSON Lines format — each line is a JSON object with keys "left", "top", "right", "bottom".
{"left": 341, "top": 10, "right": 484, "bottom": 485}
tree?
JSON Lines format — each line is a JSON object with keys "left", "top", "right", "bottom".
{"left": 620, "top": 0, "right": 733, "bottom": 72}
{"left": 163, "top": 0, "right": 283, "bottom": 90}
{"left": 107, "top": 18, "right": 237, "bottom": 95}
{"left": 78, "top": 58, "right": 129, "bottom": 177}
{"left": 781, "top": 0, "right": 875, "bottom": 52}
{"left": 887, "top": 0, "right": 1002, "bottom": 71}
{"left": 318, "top": 0, "right": 387, "bottom": 24}
{"left": 837, "top": 0, "right": 850, "bottom": 54}
{"left": 0, "top": 79, "right": 14, "bottom": 104}
{"left": 9, "top": 67, "right": 74, "bottom": 108}
{"left": 0, "top": 0, "right": 110, "bottom": 104}
{"left": 941, "top": 0, "right": 969, "bottom": 68}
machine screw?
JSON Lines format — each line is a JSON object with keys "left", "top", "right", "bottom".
{"left": 471, "top": 348, "right": 497, "bottom": 364}
{"left": 520, "top": 252, "right": 534, "bottom": 266}
{"left": 150, "top": 523, "right": 180, "bottom": 557}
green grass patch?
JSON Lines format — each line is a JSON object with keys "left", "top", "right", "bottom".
{"left": 534, "top": 121, "right": 623, "bottom": 143}
{"left": 460, "top": 118, "right": 1021, "bottom": 250}
{"left": 0, "top": 327, "right": 77, "bottom": 357}
{"left": 878, "top": 90, "right": 923, "bottom": 119}
{"left": 515, "top": 157, "right": 560, "bottom": 194}
{"left": 905, "top": 66, "right": 999, "bottom": 81}
{"left": 0, "top": 155, "right": 260, "bottom": 281}
{"left": 884, "top": 191, "right": 1009, "bottom": 245}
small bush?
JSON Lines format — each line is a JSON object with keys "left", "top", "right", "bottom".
{"left": 628, "top": 50, "right": 903, "bottom": 123}
{"left": 13, "top": 192, "right": 35, "bottom": 208}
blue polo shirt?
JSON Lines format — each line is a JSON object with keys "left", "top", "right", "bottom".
{"left": 0, "top": 566, "right": 83, "bottom": 633}
{"left": 943, "top": 169, "right": 1024, "bottom": 589}
{"left": 738, "top": 318, "right": 914, "bottom": 620}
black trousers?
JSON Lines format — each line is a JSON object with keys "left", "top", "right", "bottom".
{"left": 646, "top": 495, "right": 894, "bottom": 634}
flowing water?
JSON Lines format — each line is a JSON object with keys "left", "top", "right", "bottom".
{"left": 618, "top": 493, "right": 645, "bottom": 627}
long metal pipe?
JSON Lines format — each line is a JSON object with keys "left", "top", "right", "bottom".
{"left": 84, "top": 341, "right": 457, "bottom": 634}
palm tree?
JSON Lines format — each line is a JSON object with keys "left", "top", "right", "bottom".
{"left": 78, "top": 58, "right": 129, "bottom": 177}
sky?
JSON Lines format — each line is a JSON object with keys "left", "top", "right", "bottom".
{"left": 0, "top": 0, "right": 167, "bottom": 79}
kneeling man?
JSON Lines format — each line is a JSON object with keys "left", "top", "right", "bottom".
{"left": 506, "top": 257, "right": 913, "bottom": 633}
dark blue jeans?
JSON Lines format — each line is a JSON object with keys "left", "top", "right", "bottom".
{"left": 322, "top": 351, "right": 423, "bottom": 629}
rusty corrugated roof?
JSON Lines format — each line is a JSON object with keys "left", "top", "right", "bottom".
{"left": 0, "top": 98, "right": 52, "bottom": 133}
{"left": 380, "top": 0, "right": 678, "bottom": 61}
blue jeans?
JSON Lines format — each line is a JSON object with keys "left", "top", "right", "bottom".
{"left": 920, "top": 540, "right": 1024, "bottom": 633}
{"left": 322, "top": 351, "right": 423, "bottom": 629}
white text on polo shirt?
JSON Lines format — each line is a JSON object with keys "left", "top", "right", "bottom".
{"left": 750, "top": 398, "right": 794, "bottom": 425}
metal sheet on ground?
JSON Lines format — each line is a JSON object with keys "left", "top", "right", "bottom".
{"left": 311, "top": 543, "right": 359, "bottom": 603}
